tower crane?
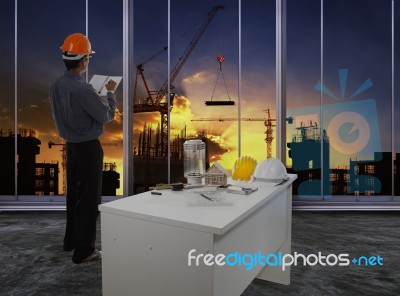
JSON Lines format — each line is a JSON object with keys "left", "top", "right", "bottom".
{"left": 191, "top": 109, "right": 276, "bottom": 159}
{"left": 48, "top": 141, "right": 118, "bottom": 195}
{"left": 134, "top": 5, "right": 224, "bottom": 157}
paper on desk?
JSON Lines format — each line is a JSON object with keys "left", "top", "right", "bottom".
{"left": 89, "top": 74, "right": 122, "bottom": 96}
{"left": 226, "top": 185, "right": 258, "bottom": 195}
{"left": 186, "top": 191, "right": 234, "bottom": 207}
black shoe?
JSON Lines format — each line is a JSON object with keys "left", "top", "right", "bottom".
{"left": 82, "top": 250, "right": 102, "bottom": 263}
{"left": 72, "top": 250, "right": 101, "bottom": 264}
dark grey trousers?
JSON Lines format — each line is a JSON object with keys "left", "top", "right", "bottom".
{"left": 64, "top": 139, "right": 103, "bottom": 263}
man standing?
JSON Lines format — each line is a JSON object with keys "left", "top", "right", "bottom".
{"left": 50, "top": 33, "right": 117, "bottom": 264}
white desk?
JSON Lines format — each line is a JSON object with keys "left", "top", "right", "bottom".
{"left": 99, "top": 175, "right": 296, "bottom": 296}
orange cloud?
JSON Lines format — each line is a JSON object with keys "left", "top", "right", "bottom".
{"left": 182, "top": 71, "right": 209, "bottom": 85}
{"left": 170, "top": 94, "right": 197, "bottom": 135}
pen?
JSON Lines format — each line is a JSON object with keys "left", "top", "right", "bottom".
{"left": 151, "top": 191, "right": 162, "bottom": 195}
{"left": 200, "top": 193, "right": 213, "bottom": 201}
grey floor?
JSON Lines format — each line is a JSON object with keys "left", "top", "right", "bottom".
{"left": 1, "top": 211, "right": 399, "bottom": 296}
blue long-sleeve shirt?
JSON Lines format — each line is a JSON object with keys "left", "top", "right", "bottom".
{"left": 50, "top": 71, "right": 116, "bottom": 143}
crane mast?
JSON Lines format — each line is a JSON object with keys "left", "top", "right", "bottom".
{"left": 265, "top": 108, "right": 275, "bottom": 159}
{"left": 156, "top": 5, "right": 224, "bottom": 104}
{"left": 134, "top": 5, "right": 224, "bottom": 157}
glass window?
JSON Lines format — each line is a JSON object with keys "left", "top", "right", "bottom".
{"left": 286, "top": 0, "right": 322, "bottom": 198}
{"left": 169, "top": 0, "right": 238, "bottom": 183}
{"left": 0, "top": 0, "right": 16, "bottom": 197}
{"left": 17, "top": 0, "right": 85, "bottom": 197}
{"left": 88, "top": 0, "right": 123, "bottom": 197}
{"left": 241, "top": 0, "right": 276, "bottom": 161}
{"left": 2, "top": 0, "right": 399, "bottom": 207}
{"left": 287, "top": 0, "right": 393, "bottom": 202}
{"left": 323, "top": 0, "right": 392, "bottom": 197}
{"left": 133, "top": 0, "right": 168, "bottom": 193}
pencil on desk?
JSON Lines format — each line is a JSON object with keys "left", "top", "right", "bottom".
{"left": 200, "top": 193, "right": 213, "bottom": 201}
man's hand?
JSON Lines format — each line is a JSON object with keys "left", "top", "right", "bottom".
{"left": 105, "top": 79, "right": 117, "bottom": 92}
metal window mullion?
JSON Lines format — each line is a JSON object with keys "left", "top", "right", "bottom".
{"left": 276, "top": 0, "right": 286, "bottom": 162}
{"left": 14, "top": 0, "right": 18, "bottom": 199}
{"left": 85, "top": 0, "right": 89, "bottom": 82}
{"left": 238, "top": 0, "right": 242, "bottom": 158}
{"left": 392, "top": 0, "right": 395, "bottom": 199}
{"left": 320, "top": 0, "right": 324, "bottom": 199}
{"left": 123, "top": 0, "right": 134, "bottom": 196}
{"left": 168, "top": 0, "right": 171, "bottom": 183}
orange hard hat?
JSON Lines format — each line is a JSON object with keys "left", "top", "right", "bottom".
{"left": 60, "top": 33, "right": 95, "bottom": 59}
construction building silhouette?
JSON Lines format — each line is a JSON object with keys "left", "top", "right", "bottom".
{"left": 0, "top": 129, "right": 58, "bottom": 195}
{"left": 0, "top": 129, "right": 120, "bottom": 196}
{"left": 286, "top": 122, "right": 399, "bottom": 196}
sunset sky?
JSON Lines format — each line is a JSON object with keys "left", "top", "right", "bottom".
{"left": 0, "top": 0, "right": 276, "bottom": 195}
{"left": 1, "top": 0, "right": 399, "bottom": 196}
